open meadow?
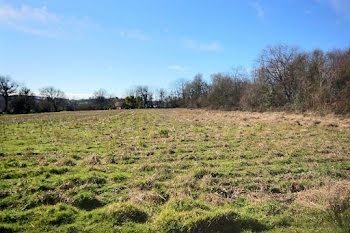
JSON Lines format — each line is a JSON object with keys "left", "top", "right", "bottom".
{"left": 1, "top": 109, "right": 350, "bottom": 232}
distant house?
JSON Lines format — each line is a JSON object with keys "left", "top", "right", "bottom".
{"left": 114, "top": 101, "right": 124, "bottom": 109}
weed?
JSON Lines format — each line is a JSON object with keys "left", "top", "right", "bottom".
{"left": 159, "top": 128, "right": 169, "bottom": 138}
{"left": 137, "top": 139, "right": 147, "bottom": 148}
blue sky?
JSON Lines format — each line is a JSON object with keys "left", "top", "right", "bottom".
{"left": 0, "top": 0, "right": 350, "bottom": 98}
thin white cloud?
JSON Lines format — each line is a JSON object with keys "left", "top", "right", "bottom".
{"left": 183, "top": 39, "right": 197, "bottom": 49}
{"left": 168, "top": 65, "right": 186, "bottom": 71}
{"left": 120, "top": 29, "right": 149, "bottom": 41}
{"left": 0, "top": 5, "right": 58, "bottom": 23}
{"left": 251, "top": 2, "right": 264, "bottom": 20}
{"left": 182, "top": 38, "right": 223, "bottom": 52}
{"left": 199, "top": 42, "right": 222, "bottom": 52}
{"left": 321, "top": 0, "right": 350, "bottom": 19}
{"left": 0, "top": 4, "right": 100, "bottom": 38}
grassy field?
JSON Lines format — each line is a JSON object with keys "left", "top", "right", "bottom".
{"left": 1, "top": 109, "right": 350, "bottom": 232}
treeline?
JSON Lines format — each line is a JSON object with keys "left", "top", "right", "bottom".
{"left": 162, "top": 44, "right": 350, "bottom": 113}
{"left": 0, "top": 81, "right": 117, "bottom": 114}
{"left": 1, "top": 44, "right": 350, "bottom": 114}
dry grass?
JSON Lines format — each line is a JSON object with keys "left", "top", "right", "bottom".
{"left": 296, "top": 179, "right": 350, "bottom": 211}
{"left": 1, "top": 108, "right": 349, "bottom": 232}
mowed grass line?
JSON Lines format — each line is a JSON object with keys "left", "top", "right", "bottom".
{"left": 1, "top": 109, "right": 350, "bottom": 232}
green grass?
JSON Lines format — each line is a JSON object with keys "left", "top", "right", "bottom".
{"left": 1, "top": 109, "right": 350, "bottom": 232}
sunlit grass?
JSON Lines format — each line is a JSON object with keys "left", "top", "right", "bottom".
{"left": 0, "top": 109, "right": 349, "bottom": 232}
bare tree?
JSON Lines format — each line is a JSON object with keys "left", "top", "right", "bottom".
{"left": 208, "top": 72, "right": 247, "bottom": 110}
{"left": 40, "top": 86, "right": 65, "bottom": 112}
{"left": 136, "top": 86, "right": 152, "bottom": 108}
{"left": 93, "top": 88, "right": 108, "bottom": 109}
{"left": 174, "top": 78, "right": 187, "bottom": 100}
{"left": 257, "top": 44, "right": 300, "bottom": 105}
{"left": 93, "top": 89, "right": 107, "bottom": 100}
{"left": 169, "top": 78, "right": 187, "bottom": 107}
{"left": 184, "top": 74, "right": 208, "bottom": 107}
{"left": 157, "top": 88, "right": 166, "bottom": 108}
{"left": 12, "top": 87, "right": 36, "bottom": 114}
{"left": 230, "top": 66, "right": 248, "bottom": 79}
{"left": 326, "top": 48, "right": 350, "bottom": 113}
{"left": 0, "top": 76, "right": 18, "bottom": 113}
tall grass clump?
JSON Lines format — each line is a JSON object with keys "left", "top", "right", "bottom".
{"left": 328, "top": 194, "right": 350, "bottom": 233}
